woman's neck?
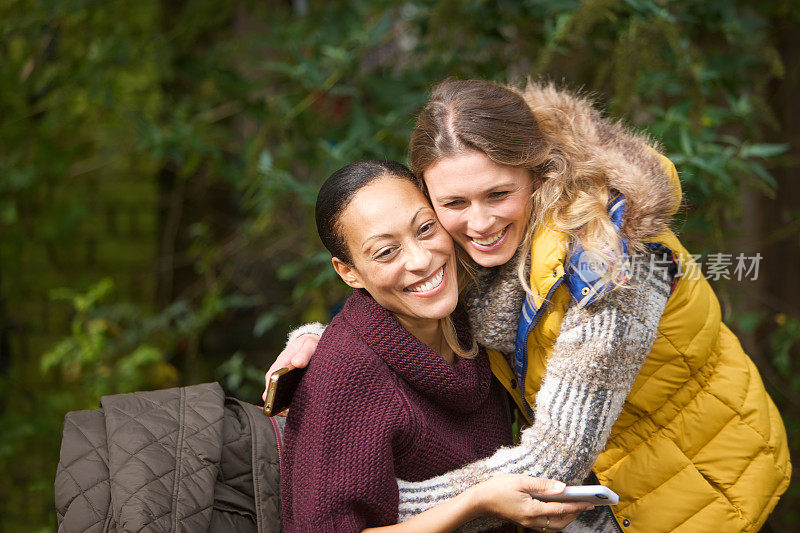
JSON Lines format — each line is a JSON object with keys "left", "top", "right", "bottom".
{"left": 393, "top": 314, "right": 454, "bottom": 364}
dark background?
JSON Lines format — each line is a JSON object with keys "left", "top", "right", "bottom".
{"left": 1, "top": 0, "right": 798, "bottom": 530}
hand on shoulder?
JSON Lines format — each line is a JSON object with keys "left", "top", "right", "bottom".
{"left": 263, "top": 328, "right": 323, "bottom": 403}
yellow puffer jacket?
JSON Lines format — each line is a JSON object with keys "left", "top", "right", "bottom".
{"left": 487, "top": 153, "right": 791, "bottom": 531}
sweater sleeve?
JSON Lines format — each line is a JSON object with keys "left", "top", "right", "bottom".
{"left": 281, "top": 326, "right": 407, "bottom": 532}
{"left": 396, "top": 252, "right": 674, "bottom": 523}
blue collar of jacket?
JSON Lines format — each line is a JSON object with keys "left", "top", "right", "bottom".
{"left": 565, "top": 194, "right": 629, "bottom": 308}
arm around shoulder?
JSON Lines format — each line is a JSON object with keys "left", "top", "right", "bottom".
{"left": 263, "top": 322, "right": 328, "bottom": 401}
{"left": 397, "top": 255, "right": 674, "bottom": 519}
{"left": 366, "top": 475, "right": 590, "bottom": 533}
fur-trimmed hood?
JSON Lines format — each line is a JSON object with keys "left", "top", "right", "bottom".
{"left": 517, "top": 82, "right": 682, "bottom": 250}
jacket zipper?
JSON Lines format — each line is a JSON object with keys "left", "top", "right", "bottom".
{"left": 517, "top": 276, "right": 564, "bottom": 417}
{"left": 269, "top": 416, "right": 283, "bottom": 472}
{"left": 607, "top": 504, "right": 624, "bottom": 533}
{"left": 586, "top": 471, "right": 624, "bottom": 532}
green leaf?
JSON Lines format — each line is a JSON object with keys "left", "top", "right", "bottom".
{"left": 740, "top": 143, "right": 789, "bottom": 159}
{"left": 254, "top": 307, "right": 286, "bottom": 337}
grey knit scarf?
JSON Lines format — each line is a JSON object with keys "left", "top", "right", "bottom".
{"left": 461, "top": 248, "right": 530, "bottom": 360}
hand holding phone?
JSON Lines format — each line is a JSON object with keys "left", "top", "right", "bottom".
{"left": 263, "top": 366, "right": 307, "bottom": 417}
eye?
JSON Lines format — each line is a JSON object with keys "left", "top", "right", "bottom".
{"left": 442, "top": 199, "right": 465, "bottom": 208}
{"left": 418, "top": 220, "right": 437, "bottom": 235}
{"left": 374, "top": 247, "right": 397, "bottom": 261}
{"left": 489, "top": 191, "right": 510, "bottom": 200}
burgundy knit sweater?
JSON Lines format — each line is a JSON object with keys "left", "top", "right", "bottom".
{"left": 280, "top": 289, "right": 513, "bottom": 532}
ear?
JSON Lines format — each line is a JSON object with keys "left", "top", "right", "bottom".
{"left": 332, "top": 257, "right": 364, "bottom": 289}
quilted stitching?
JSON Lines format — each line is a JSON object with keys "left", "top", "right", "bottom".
{"left": 55, "top": 384, "right": 280, "bottom": 532}
{"left": 103, "top": 385, "right": 224, "bottom": 532}
{"left": 55, "top": 409, "right": 112, "bottom": 532}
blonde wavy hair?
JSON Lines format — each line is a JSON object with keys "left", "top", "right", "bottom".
{"left": 409, "top": 78, "right": 628, "bottom": 296}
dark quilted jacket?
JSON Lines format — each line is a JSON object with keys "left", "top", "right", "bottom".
{"left": 54, "top": 383, "right": 283, "bottom": 532}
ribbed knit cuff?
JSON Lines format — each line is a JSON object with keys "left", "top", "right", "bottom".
{"left": 286, "top": 322, "right": 327, "bottom": 346}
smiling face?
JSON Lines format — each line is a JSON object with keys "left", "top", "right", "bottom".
{"left": 423, "top": 150, "right": 533, "bottom": 267}
{"left": 332, "top": 177, "right": 459, "bottom": 327}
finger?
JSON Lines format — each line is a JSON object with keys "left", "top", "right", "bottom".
{"left": 289, "top": 336, "right": 318, "bottom": 368}
{"left": 264, "top": 351, "right": 293, "bottom": 400}
{"left": 557, "top": 502, "right": 594, "bottom": 514}
{"left": 277, "top": 346, "right": 296, "bottom": 367}
{"left": 547, "top": 511, "right": 588, "bottom": 531}
{"left": 523, "top": 502, "right": 592, "bottom": 530}
{"left": 521, "top": 513, "right": 561, "bottom": 531}
{"left": 521, "top": 476, "right": 566, "bottom": 496}
{"left": 534, "top": 501, "right": 590, "bottom": 518}
{"left": 527, "top": 510, "right": 582, "bottom": 532}
{"left": 305, "top": 334, "right": 321, "bottom": 350}
{"left": 265, "top": 362, "right": 282, "bottom": 383}
{"left": 266, "top": 348, "right": 296, "bottom": 381}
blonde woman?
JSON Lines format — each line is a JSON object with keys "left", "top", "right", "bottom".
{"left": 268, "top": 79, "right": 790, "bottom": 532}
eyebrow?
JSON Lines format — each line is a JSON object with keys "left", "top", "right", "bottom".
{"left": 361, "top": 207, "right": 428, "bottom": 249}
{"left": 434, "top": 182, "right": 516, "bottom": 203}
{"left": 409, "top": 207, "right": 426, "bottom": 226}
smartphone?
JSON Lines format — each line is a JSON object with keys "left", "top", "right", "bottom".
{"left": 533, "top": 485, "right": 619, "bottom": 506}
{"left": 263, "top": 366, "right": 307, "bottom": 417}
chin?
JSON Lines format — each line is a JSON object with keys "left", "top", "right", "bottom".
{"left": 403, "top": 301, "right": 455, "bottom": 321}
{"left": 467, "top": 249, "right": 516, "bottom": 268}
{"left": 425, "top": 294, "right": 459, "bottom": 319}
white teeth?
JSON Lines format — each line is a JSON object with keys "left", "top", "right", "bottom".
{"left": 408, "top": 266, "right": 445, "bottom": 293}
{"left": 472, "top": 227, "right": 506, "bottom": 246}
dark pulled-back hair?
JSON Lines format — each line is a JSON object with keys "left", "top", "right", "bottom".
{"left": 316, "top": 159, "right": 477, "bottom": 359}
{"left": 316, "top": 160, "right": 416, "bottom": 264}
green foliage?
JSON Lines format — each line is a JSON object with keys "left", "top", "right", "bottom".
{"left": 41, "top": 278, "right": 179, "bottom": 399}
{"left": 216, "top": 352, "right": 267, "bottom": 401}
{"left": 772, "top": 314, "right": 800, "bottom": 386}
{"left": 1, "top": 0, "right": 798, "bottom": 529}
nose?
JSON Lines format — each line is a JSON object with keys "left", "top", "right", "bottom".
{"left": 404, "top": 241, "right": 433, "bottom": 273}
{"left": 467, "top": 202, "right": 495, "bottom": 235}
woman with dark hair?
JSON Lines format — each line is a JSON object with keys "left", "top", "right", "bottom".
{"left": 279, "top": 160, "right": 590, "bottom": 532}
{"left": 272, "top": 80, "right": 790, "bottom": 532}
